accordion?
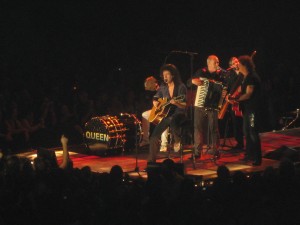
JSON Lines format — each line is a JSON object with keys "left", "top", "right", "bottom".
{"left": 194, "top": 77, "right": 227, "bottom": 110}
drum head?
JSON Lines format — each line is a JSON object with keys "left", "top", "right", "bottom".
{"left": 84, "top": 116, "right": 124, "bottom": 152}
{"left": 84, "top": 114, "right": 142, "bottom": 153}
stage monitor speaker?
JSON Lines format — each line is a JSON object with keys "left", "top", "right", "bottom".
{"left": 264, "top": 145, "right": 300, "bottom": 162}
{"left": 146, "top": 161, "right": 185, "bottom": 177}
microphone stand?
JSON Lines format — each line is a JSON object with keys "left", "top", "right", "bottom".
{"left": 189, "top": 53, "right": 195, "bottom": 145}
{"left": 126, "top": 111, "right": 142, "bottom": 176}
{"left": 187, "top": 53, "right": 197, "bottom": 169}
{"left": 133, "top": 118, "right": 140, "bottom": 174}
{"left": 163, "top": 52, "right": 172, "bottom": 65}
{"left": 220, "top": 74, "right": 243, "bottom": 149}
{"left": 282, "top": 109, "right": 299, "bottom": 130}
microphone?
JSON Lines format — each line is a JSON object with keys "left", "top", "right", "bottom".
{"left": 217, "top": 66, "right": 226, "bottom": 72}
{"left": 226, "top": 67, "right": 235, "bottom": 71}
{"left": 171, "top": 50, "right": 199, "bottom": 55}
{"left": 164, "top": 79, "right": 168, "bottom": 83}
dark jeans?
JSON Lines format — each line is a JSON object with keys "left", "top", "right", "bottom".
{"left": 148, "top": 113, "right": 186, "bottom": 162}
{"left": 193, "top": 107, "right": 220, "bottom": 155}
{"left": 243, "top": 110, "right": 262, "bottom": 162}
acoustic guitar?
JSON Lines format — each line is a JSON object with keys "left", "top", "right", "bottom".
{"left": 231, "top": 93, "right": 243, "bottom": 117}
{"left": 148, "top": 95, "right": 185, "bottom": 125}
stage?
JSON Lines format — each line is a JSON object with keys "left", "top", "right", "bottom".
{"left": 17, "top": 127, "right": 300, "bottom": 181}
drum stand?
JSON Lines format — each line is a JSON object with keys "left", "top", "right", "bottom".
{"left": 125, "top": 116, "right": 142, "bottom": 176}
{"left": 133, "top": 119, "right": 142, "bottom": 174}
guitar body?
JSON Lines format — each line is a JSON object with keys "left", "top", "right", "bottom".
{"left": 231, "top": 91, "right": 243, "bottom": 117}
{"left": 218, "top": 84, "right": 244, "bottom": 119}
{"left": 148, "top": 95, "right": 185, "bottom": 125}
{"left": 232, "top": 103, "right": 243, "bottom": 117}
{"left": 218, "top": 75, "right": 243, "bottom": 120}
{"left": 149, "top": 98, "right": 171, "bottom": 125}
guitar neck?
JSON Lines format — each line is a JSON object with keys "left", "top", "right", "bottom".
{"left": 161, "top": 96, "right": 182, "bottom": 108}
{"left": 218, "top": 101, "right": 230, "bottom": 119}
{"left": 161, "top": 101, "right": 171, "bottom": 108}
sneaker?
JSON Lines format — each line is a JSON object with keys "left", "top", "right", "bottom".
{"left": 173, "top": 142, "right": 181, "bottom": 152}
{"left": 160, "top": 145, "right": 168, "bottom": 152}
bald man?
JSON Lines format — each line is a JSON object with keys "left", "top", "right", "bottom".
{"left": 189, "top": 55, "right": 227, "bottom": 160}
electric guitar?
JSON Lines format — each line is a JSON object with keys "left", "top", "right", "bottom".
{"left": 148, "top": 95, "right": 185, "bottom": 125}
{"left": 219, "top": 86, "right": 243, "bottom": 119}
{"left": 232, "top": 104, "right": 242, "bottom": 117}
{"left": 231, "top": 95, "right": 243, "bottom": 117}
{"left": 228, "top": 90, "right": 243, "bottom": 117}
{"left": 218, "top": 75, "right": 243, "bottom": 119}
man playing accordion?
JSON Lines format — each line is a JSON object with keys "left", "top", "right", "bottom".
{"left": 189, "top": 55, "right": 227, "bottom": 160}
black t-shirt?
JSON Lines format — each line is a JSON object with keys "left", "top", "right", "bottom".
{"left": 225, "top": 70, "right": 243, "bottom": 94}
{"left": 193, "top": 67, "right": 226, "bottom": 83}
{"left": 240, "top": 72, "right": 262, "bottom": 112}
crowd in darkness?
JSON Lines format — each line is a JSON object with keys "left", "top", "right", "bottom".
{"left": 1, "top": 144, "right": 300, "bottom": 225}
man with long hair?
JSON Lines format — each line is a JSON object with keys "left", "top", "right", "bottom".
{"left": 227, "top": 55, "right": 262, "bottom": 165}
{"left": 147, "top": 64, "right": 187, "bottom": 163}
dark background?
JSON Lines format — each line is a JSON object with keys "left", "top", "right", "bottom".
{"left": 3, "top": 1, "right": 299, "bottom": 77}
{"left": 2, "top": 0, "right": 300, "bottom": 131}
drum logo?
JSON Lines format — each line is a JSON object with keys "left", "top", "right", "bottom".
{"left": 85, "top": 131, "right": 110, "bottom": 142}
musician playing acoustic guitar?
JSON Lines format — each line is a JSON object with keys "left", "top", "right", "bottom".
{"left": 147, "top": 64, "right": 187, "bottom": 163}
{"left": 140, "top": 76, "right": 169, "bottom": 152}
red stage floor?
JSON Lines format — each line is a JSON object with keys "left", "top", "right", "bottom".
{"left": 18, "top": 127, "right": 300, "bottom": 181}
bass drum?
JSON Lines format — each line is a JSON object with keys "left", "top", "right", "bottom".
{"left": 84, "top": 113, "right": 142, "bottom": 152}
